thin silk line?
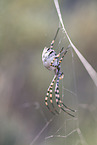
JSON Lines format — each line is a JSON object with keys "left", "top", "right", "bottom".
{"left": 54, "top": 0, "right": 97, "bottom": 87}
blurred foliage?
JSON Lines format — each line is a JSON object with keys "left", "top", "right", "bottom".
{"left": 0, "top": 0, "right": 97, "bottom": 145}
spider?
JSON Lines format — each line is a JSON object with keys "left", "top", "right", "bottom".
{"left": 42, "top": 28, "right": 75, "bottom": 117}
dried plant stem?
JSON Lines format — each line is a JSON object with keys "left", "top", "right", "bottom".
{"left": 54, "top": 0, "right": 97, "bottom": 87}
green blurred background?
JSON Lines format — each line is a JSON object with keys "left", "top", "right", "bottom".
{"left": 0, "top": 0, "right": 97, "bottom": 145}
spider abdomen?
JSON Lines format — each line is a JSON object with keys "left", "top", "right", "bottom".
{"left": 42, "top": 47, "right": 57, "bottom": 70}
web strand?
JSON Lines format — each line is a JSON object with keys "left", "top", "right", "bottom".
{"left": 30, "top": 116, "right": 55, "bottom": 145}
{"left": 54, "top": 0, "right": 97, "bottom": 87}
{"left": 30, "top": 1, "right": 96, "bottom": 145}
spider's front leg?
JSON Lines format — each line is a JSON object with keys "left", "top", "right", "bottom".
{"left": 50, "top": 27, "right": 60, "bottom": 49}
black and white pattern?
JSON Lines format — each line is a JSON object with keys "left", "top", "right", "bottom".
{"left": 42, "top": 28, "right": 75, "bottom": 117}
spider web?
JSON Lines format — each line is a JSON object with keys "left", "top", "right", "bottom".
{"left": 0, "top": 1, "right": 97, "bottom": 145}
{"left": 29, "top": 45, "right": 88, "bottom": 145}
{"left": 29, "top": 31, "right": 88, "bottom": 145}
{"left": 29, "top": 1, "right": 97, "bottom": 145}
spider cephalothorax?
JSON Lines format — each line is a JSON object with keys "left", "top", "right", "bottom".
{"left": 42, "top": 28, "right": 75, "bottom": 117}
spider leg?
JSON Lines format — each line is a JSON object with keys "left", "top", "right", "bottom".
{"left": 58, "top": 72, "right": 75, "bottom": 112}
{"left": 45, "top": 75, "right": 59, "bottom": 115}
{"left": 59, "top": 72, "right": 64, "bottom": 80}
{"left": 55, "top": 75, "right": 75, "bottom": 117}
{"left": 50, "top": 47, "right": 64, "bottom": 67}
{"left": 58, "top": 47, "right": 69, "bottom": 66}
{"left": 50, "top": 27, "right": 60, "bottom": 49}
{"left": 61, "top": 102, "right": 75, "bottom": 112}
{"left": 50, "top": 45, "right": 70, "bottom": 68}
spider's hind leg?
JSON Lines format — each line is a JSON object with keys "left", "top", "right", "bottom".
{"left": 45, "top": 75, "right": 59, "bottom": 115}
{"left": 59, "top": 72, "right": 76, "bottom": 113}
{"left": 55, "top": 75, "right": 75, "bottom": 117}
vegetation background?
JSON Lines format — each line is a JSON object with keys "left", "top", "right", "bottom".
{"left": 0, "top": 0, "right": 97, "bottom": 145}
